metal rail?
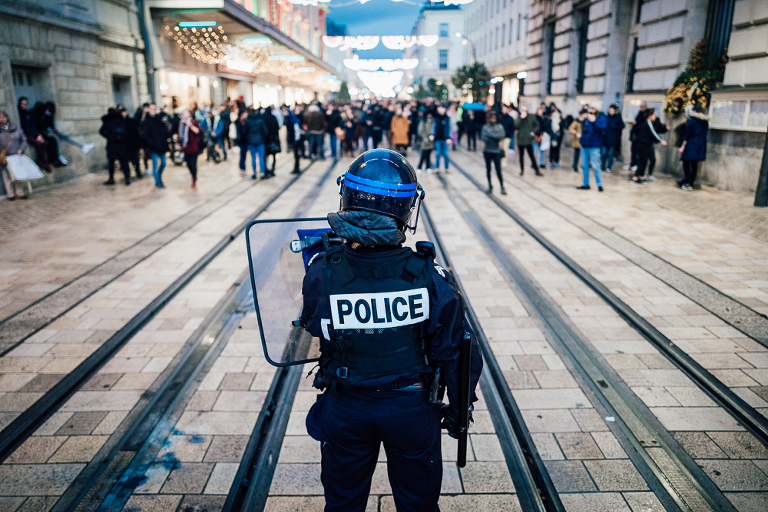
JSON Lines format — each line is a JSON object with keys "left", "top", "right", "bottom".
{"left": 440, "top": 166, "right": 740, "bottom": 511}
{"left": 421, "top": 205, "right": 562, "bottom": 512}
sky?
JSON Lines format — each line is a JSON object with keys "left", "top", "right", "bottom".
{"left": 326, "top": 1, "right": 425, "bottom": 59}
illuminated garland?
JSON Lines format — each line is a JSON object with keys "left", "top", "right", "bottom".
{"left": 357, "top": 71, "right": 403, "bottom": 98}
{"left": 324, "top": 35, "right": 438, "bottom": 51}
{"left": 344, "top": 58, "right": 419, "bottom": 71}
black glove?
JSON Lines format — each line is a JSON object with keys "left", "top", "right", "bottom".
{"left": 440, "top": 405, "right": 473, "bottom": 439}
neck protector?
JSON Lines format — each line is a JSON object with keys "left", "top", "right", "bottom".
{"left": 327, "top": 210, "right": 405, "bottom": 247}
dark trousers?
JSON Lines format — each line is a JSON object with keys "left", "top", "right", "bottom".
{"left": 417, "top": 149, "right": 432, "bottom": 169}
{"left": 466, "top": 130, "right": 477, "bottom": 151}
{"left": 239, "top": 144, "right": 248, "bottom": 171}
{"left": 130, "top": 150, "right": 142, "bottom": 178}
{"left": 484, "top": 151, "right": 503, "bottom": 189}
{"left": 549, "top": 137, "right": 562, "bottom": 164}
{"left": 682, "top": 160, "right": 699, "bottom": 186}
{"left": 184, "top": 152, "right": 198, "bottom": 180}
{"left": 109, "top": 158, "right": 130, "bottom": 182}
{"left": 315, "top": 387, "right": 441, "bottom": 512}
{"left": 293, "top": 144, "right": 302, "bottom": 172}
{"left": 28, "top": 137, "right": 52, "bottom": 173}
{"left": 372, "top": 130, "right": 383, "bottom": 149}
{"left": 573, "top": 148, "right": 581, "bottom": 171}
{"left": 518, "top": 144, "right": 539, "bottom": 173}
{"left": 635, "top": 144, "right": 654, "bottom": 178}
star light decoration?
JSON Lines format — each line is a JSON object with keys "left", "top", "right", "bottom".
{"left": 164, "top": 24, "right": 338, "bottom": 90}
{"left": 357, "top": 71, "right": 403, "bottom": 98}
{"left": 381, "top": 35, "right": 438, "bottom": 50}
{"left": 324, "top": 35, "right": 438, "bottom": 51}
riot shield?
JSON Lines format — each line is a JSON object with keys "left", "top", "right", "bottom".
{"left": 245, "top": 218, "right": 330, "bottom": 366}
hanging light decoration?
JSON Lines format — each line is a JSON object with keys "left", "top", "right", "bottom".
{"left": 357, "top": 71, "right": 403, "bottom": 98}
{"left": 165, "top": 24, "right": 229, "bottom": 64}
{"left": 344, "top": 58, "right": 419, "bottom": 71}
{"left": 322, "top": 35, "right": 380, "bottom": 51}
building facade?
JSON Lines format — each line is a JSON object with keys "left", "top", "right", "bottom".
{"left": 403, "top": 4, "right": 466, "bottom": 99}
{"left": 1, "top": 0, "right": 150, "bottom": 188}
{"left": 520, "top": 0, "right": 768, "bottom": 194}
{"left": 463, "top": 0, "right": 530, "bottom": 105}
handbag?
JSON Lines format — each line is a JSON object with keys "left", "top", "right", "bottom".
{"left": 0, "top": 148, "right": 6, "bottom": 167}
{"left": 267, "top": 142, "right": 281, "bottom": 154}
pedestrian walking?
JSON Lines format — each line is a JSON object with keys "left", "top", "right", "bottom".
{"left": 448, "top": 103, "right": 458, "bottom": 150}
{"left": 631, "top": 108, "right": 668, "bottom": 184}
{"left": 140, "top": 103, "right": 170, "bottom": 188}
{"left": 244, "top": 108, "right": 268, "bottom": 179}
{"left": 548, "top": 104, "right": 563, "bottom": 168}
{"left": 464, "top": 110, "right": 477, "bottom": 151}
{"left": 236, "top": 111, "right": 249, "bottom": 177}
{"left": 515, "top": 106, "right": 541, "bottom": 176}
{"left": 432, "top": 105, "right": 451, "bottom": 173}
{"left": 301, "top": 149, "right": 482, "bottom": 512}
{"left": 417, "top": 113, "right": 435, "bottom": 172}
{"left": 534, "top": 105, "right": 550, "bottom": 168}
{"left": 304, "top": 104, "right": 326, "bottom": 159}
{"left": 178, "top": 107, "right": 201, "bottom": 188}
{"left": 390, "top": 107, "right": 410, "bottom": 155}
{"left": 677, "top": 104, "right": 709, "bottom": 190}
{"left": 499, "top": 104, "right": 516, "bottom": 168}
{"left": 577, "top": 107, "right": 608, "bottom": 191}
{"left": 17, "top": 98, "right": 52, "bottom": 174}
{"left": 127, "top": 107, "right": 143, "bottom": 179}
{"left": 568, "top": 110, "right": 586, "bottom": 173}
{"left": 600, "top": 104, "right": 625, "bottom": 173}
{"left": 627, "top": 101, "right": 648, "bottom": 171}
{"left": 326, "top": 105, "right": 342, "bottom": 158}
{"left": 481, "top": 111, "right": 506, "bottom": 195}
{"left": 0, "top": 109, "right": 29, "bottom": 200}
{"left": 263, "top": 106, "right": 280, "bottom": 177}
{"left": 100, "top": 107, "right": 132, "bottom": 185}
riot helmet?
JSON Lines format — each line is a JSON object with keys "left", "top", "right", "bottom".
{"left": 337, "top": 149, "right": 425, "bottom": 232}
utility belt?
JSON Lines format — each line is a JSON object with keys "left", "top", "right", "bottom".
{"left": 340, "top": 376, "right": 426, "bottom": 394}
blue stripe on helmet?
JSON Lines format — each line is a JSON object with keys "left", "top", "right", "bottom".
{"left": 344, "top": 173, "right": 418, "bottom": 191}
{"left": 344, "top": 180, "right": 419, "bottom": 197}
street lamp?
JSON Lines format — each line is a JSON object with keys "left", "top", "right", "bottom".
{"left": 455, "top": 32, "right": 476, "bottom": 65}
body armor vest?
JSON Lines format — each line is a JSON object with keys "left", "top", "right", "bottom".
{"left": 321, "top": 240, "right": 433, "bottom": 387}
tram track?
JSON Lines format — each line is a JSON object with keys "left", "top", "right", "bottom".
{"left": 0, "top": 154, "right": 306, "bottom": 356}
{"left": 434, "top": 165, "right": 749, "bottom": 511}
{"left": 0, "top": 159, "right": 329, "bottom": 466}
{"left": 58, "top": 159, "right": 340, "bottom": 512}
{"left": 448, "top": 159, "right": 768, "bottom": 447}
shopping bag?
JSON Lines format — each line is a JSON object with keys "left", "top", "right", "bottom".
{"left": 6, "top": 154, "right": 45, "bottom": 181}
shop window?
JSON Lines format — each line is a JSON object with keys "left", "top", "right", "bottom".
{"left": 626, "top": 37, "right": 639, "bottom": 93}
{"left": 705, "top": 0, "right": 735, "bottom": 60}
{"left": 517, "top": 14, "right": 521, "bottom": 41}
{"left": 575, "top": 7, "right": 589, "bottom": 93}
{"left": 545, "top": 22, "right": 555, "bottom": 95}
{"left": 495, "top": 27, "right": 499, "bottom": 50}
{"left": 439, "top": 49, "right": 448, "bottom": 70}
{"left": 502, "top": 23, "right": 506, "bottom": 47}
{"left": 440, "top": 23, "right": 449, "bottom": 37}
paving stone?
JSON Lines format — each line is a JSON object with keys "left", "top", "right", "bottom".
{"left": 177, "top": 495, "right": 227, "bottom": 512}
{"left": 432, "top": 494, "right": 522, "bottom": 511}
{"left": 530, "top": 433, "right": 565, "bottom": 460}
{"left": 186, "top": 391, "right": 220, "bottom": 412}
{"left": 622, "top": 491, "right": 666, "bottom": 512}
{"left": 533, "top": 370, "right": 578, "bottom": 388}
{"left": 79, "top": 373, "right": 122, "bottom": 392}
{"left": 123, "top": 494, "right": 182, "bottom": 512}
{"left": 174, "top": 412, "right": 259, "bottom": 436}
{"left": 279, "top": 435, "right": 321, "bottom": 463}
{"left": 269, "top": 463, "right": 324, "bottom": 495}
{"left": 543, "top": 460, "right": 597, "bottom": 492}
{"left": 555, "top": 432, "right": 604, "bottom": 460}
{"left": 61, "top": 390, "right": 142, "bottom": 412}
{"left": 631, "top": 387, "right": 680, "bottom": 407}
{"left": 732, "top": 387, "right": 768, "bottom": 408}
{"left": 707, "top": 432, "right": 768, "bottom": 459}
{"left": 724, "top": 492, "right": 768, "bottom": 512}
{"left": 697, "top": 459, "right": 768, "bottom": 491}
{"left": 157, "top": 434, "right": 213, "bottom": 462}
{"left": 212, "top": 390, "right": 266, "bottom": 412}
{"left": 584, "top": 459, "right": 649, "bottom": 491}
{"left": 0, "top": 463, "right": 84, "bottom": 495}
{"left": 504, "top": 371, "right": 539, "bottom": 389}
{"left": 134, "top": 462, "right": 174, "bottom": 494}
{"left": 111, "top": 373, "right": 157, "bottom": 390}
{"left": 33, "top": 412, "right": 75, "bottom": 436}
{"left": 468, "top": 434, "right": 505, "bottom": 461}
{"left": 5, "top": 436, "right": 67, "bottom": 464}
{"left": 511, "top": 389, "right": 590, "bottom": 409}
{"left": 204, "top": 462, "right": 239, "bottom": 494}
{"left": 54, "top": 411, "right": 108, "bottom": 435}
{"left": 0, "top": 497, "right": 25, "bottom": 512}
{"left": 591, "top": 432, "right": 628, "bottom": 459}
{"left": 522, "top": 410, "right": 581, "bottom": 432}
{"left": 48, "top": 435, "right": 109, "bottom": 463}
{"left": 92, "top": 410, "right": 129, "bottom": 435}
{"left": 262, "top": 497, "right": 327, "bottom": 511}
{"left": 219, "top": 372, "right": 255, "bottom": 390}
{"left": 710, "top": 370, "right": 760, "bottom": 387}
{"left": 672, "top": 432, "right": 728, "bottom": 459}
{"left": 664, "top": 386, "right": 716, "bottom": 407}
{"left": 570, "top": 408, "right": 610, "bottom": 432}
{"left": 459, "top": 461, "right": 515, "bottom": 493}
{"left": 16, "top": 497, "right": 59, "bottom": 512}
{"left": 652, "top": 407, "right": 744, "bottom": 431}
{"left": 160, "top": 462, "right": 214, "bottom": 494}
{"left": 203, "top": 435, "right": 249, "bottom": 463}
{"left": 17, "top": 374, "right": 66, "bottom": 393}
{"left": 0, "top": 392, "right": 44, "bottom": 412}
{"left": 559, "top": 492, "right": 631, "bottom": 511}
{"left": 513, "top": 355, "right": 549, "bottom": 371}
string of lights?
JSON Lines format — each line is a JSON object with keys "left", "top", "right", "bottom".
{"left": 344, "top": 58, "right": 419, "bottom": 71}
{"left": 323, "top": 35, "right": 438, "bottom": 51}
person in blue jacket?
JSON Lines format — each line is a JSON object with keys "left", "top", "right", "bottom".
{"left": 301, "top": 149, "right": 483, "bottom": 511}
{"left": 577, "top": 107, "right": 608, "bottom": 191}
{"left": 677, "top": 104, "right": 709, "bottom": 191}
{"left": 600, "top": 104, "right": 625, "bottom": 173}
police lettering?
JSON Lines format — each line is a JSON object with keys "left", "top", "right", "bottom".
{"left": 330, "top": 288, "right": 430, "bottom": 329}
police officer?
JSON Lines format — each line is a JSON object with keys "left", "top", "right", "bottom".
{"left": 301, "top": 149, "right": 483, "bottom": 511}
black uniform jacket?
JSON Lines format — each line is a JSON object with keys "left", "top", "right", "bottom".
{"left": 301, "top": 243, "right": 483, "bottom": 413}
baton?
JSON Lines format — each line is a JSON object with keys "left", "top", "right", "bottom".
{"left": 457, "top": 331, "right": 472, "bottom": 467}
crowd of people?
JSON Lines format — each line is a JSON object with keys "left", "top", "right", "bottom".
{"left": 2, "top": 92, "right": 711, "bottom": 201}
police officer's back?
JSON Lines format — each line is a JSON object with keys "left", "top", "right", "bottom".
{"left": 301, "top": 149, "right": 482, "bottom": 511}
